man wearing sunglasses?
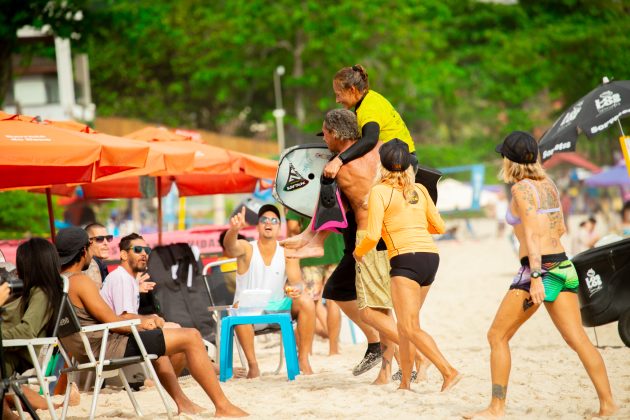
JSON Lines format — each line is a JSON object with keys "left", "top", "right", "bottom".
{"left": 223, "top": 204, "right": 316, "bottom": 378}
{"left": 100, "top": 233, "right": 157, "bottom": 320}
{"left": 84, "top": 223, "right": 114, "bottom": 288}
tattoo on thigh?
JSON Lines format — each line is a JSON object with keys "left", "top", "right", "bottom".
{"left": 492, "top": 384, "right": 507, "bottom": 400}
{"left": 523, "top": 297, "right": 534, "bottom": 312}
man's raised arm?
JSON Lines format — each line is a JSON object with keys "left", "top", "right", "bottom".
{"left": 223, "top": 206, "right": 251, "bottom": 258}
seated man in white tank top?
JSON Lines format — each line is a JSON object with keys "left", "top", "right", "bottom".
{"left": 223, "top": 204, "right": 316, "bottom": 378}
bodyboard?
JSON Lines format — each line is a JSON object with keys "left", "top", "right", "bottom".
{"left": 273, "top": 143, "right": 334, "bottom": 217}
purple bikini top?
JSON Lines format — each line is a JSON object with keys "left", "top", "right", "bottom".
{"left": 506, "top": 179, "right": 560, "bottom": 226}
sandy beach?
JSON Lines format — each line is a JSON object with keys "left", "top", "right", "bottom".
{"left": 40, "top": 219, "right": 629, "bottom": 419}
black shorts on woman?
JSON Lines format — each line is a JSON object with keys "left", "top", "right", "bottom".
{"left": 390, "top": 252, "right": 439, "bottom": 287}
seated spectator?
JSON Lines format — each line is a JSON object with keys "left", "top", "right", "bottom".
{"left": 1, "top": 239, "right": 80, "bottom": 420}
{"left": 224, "top": 204, "right": 316, "bottom": 378}
{"left": 55, "top": 227, "right": 247, "bottom": 417}
{"left": 83, "top": 222, "right": 113, "bottom": 288}
{"left": 573, "top": 216, "right": 600, "bottom": 255}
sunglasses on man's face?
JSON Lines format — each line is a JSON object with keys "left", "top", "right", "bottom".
{"left": 259, "top": 216, "right": 280, "bottom": 225}
{"left": 90, "top": 235, "right": 114, "bottom": 244}
{"left": 128, "top": 245, "right": 152, "bottom": 255}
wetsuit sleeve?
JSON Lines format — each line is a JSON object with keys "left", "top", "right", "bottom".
{"left": 419, "top": 184, "right": 445, "bottom": 234}
{"left": 355, "top": 187, "right": 385, "bottom": 257}
{"left": 338, "top": 122, "right": 380, "bottom": 164}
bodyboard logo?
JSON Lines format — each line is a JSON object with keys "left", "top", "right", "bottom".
{"left": 585, "top": 268, "right": 603, "bottom": 297}
{"left": 284, "top": 163, "right": 309, "bottom": 191}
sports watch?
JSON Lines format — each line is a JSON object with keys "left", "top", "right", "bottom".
{"left": 531, "top": 270, "right": 541, "bottom": 279}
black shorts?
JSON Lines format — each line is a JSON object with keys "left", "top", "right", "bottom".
{"left": 390, "top": 252, "right": 439, "bottom": 287}
{"left": 123, "top": 329, "right": 167, "bottom": 358}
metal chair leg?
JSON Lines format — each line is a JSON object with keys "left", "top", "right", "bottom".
{"left": 88, "top": 374, "right": 104, "bottom": 420}
{"left": 119, "top": 369, "right": 143, "bottom": 416}
{"left": 274, "top": 337, "right": 285, "bottom": 375}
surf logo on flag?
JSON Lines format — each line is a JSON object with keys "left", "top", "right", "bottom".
{"left": 284, "top": 163, "right": 309, "bottom": 191}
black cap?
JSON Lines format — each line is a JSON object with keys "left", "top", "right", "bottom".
{"left": 495, "top": 131, "right": 538, "bottom": 164}
{"left": 379, "top": 139, "right": 411, "bottom": 172}
{"left": 257, "top": 204, "right": 281, "bottom": 220}
{"left": 55, "top": 227, "right": 90, "bottom": 265}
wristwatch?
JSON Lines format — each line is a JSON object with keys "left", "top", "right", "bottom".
{"left": 531, "top": 270, "right": 541, "bottom": 279}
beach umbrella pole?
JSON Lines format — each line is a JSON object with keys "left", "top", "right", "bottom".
{"left": 46, "top": 188, "right": 56, "bottom": 242}
{"left": 157, "top": 176, "right": 163, "bottom": 245}
{"left": 618, "top": 120, "right": 626, "bottom": 137}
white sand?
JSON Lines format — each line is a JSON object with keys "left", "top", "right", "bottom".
{"left": 41, "top": 220, "right": 629, "bottom": 419}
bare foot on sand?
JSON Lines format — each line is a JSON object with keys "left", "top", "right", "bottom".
{"left": 215, "top": 403, "right": 249, "bottom": 417}
{"left": 441, "top": 370, "right": 462, "bottom": 392}
{"left": 284, "top": 243, "right": 324, "bottom": 259}
{"left": 279, "top": 231, "right": 314, "bottom": 249}
{"left": 179, "top": 401, "right": 207, "bottom": 415}
{"left": 67, "top": 382, "right": 81, "bottom": 406}
{"left": 588, "top": 402, "right": 619, "bottom": 418}
{"left": 246, "top": 363, "right": 260, "bottom": 379}
{"left": 233, "top": 367, "right": 247, "bottom": 379}
{"left": 371, "top": 363, "right": 391, "bottom": 385}
{"left": 462, "top": 407, "right": 504, "bottom": 419}
{"left": 299, "top": 358, "right": 314, "bottom": 375}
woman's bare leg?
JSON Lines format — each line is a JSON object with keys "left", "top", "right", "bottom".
{"left": 545, "top": 293, "right": 618, "bottom": 417}
{"left": 163, "top": 328, "right": 248, "bottom": 417}
{"left": 390, "top": 277, "right": 460, "bottom": 391}
{"left": 464, "top": 290, "right": 539, "bottom": 418}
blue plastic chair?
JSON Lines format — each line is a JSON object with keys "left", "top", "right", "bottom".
{"left": 219, "top": 312, "right": 300, "bottom": 381}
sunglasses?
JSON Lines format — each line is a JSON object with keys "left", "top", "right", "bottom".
{"left": 127, "top": 245, "right": 152, "bottom": 255}
{"left": 259, "top": 216, "right": 280, "bottom": 225}
{"left": 90, "top": 235, "right": 113, "bottom": 243}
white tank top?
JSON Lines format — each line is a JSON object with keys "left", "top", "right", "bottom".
{"left": 234, "top": 240, "right": 286, "bottom": 303}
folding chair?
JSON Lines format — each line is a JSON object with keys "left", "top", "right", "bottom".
{"left": 1, "top": 328, "right": 58, "bottom": 419}
{"left": 203, "top": 259, "right": 286, "bottom": 374}
{"left": 54, "top": 275, "right": 174, "bottom": 420}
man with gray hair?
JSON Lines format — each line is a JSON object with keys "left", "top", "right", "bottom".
{"left": 282, "top": 108, "right": 428, "bottom": 384}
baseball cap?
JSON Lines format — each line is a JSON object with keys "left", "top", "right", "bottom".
{"left": 379, "top": 139, "right": 411, "bottom": 172}
{"left": 55, "top": 227, "right": 90, "bottom": 265}
{"left": 495, "top": 131, "right": 538, "bottom": 164}
{"left": 257, "top": 204, "right": 281, "bottom": 220}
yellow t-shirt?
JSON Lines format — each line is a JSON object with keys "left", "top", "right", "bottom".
{"left": 356, "top": 90, "right": 415, "bottom": 153}
{"left": 355, "top": 183, "right": 445, "bottom": 259}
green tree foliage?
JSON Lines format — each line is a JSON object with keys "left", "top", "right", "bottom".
{"left": 75, "top": 0, "right": 629, "bottom": 167}
{"left": 0, "top": 191, "right": 62, "bottom": 237}
{"left": 0, "top": 0, "right": 86, "bottom": 106}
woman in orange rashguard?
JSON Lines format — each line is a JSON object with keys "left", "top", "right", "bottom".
{"left": 353, "top": 139, "right": 461, "bottom": 392}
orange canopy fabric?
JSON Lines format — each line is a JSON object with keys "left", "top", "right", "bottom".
{"left": 0, "top": 115, "right": 152, "bottom": 190}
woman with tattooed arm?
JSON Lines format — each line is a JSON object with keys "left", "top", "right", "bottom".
{"left": 465, "top": 131, "right": 617, "bottom": 419}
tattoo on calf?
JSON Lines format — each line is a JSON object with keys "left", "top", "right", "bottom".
{"left": 492, "top": 384, "right": 507, "bottom": 400}
{"left": 380, "top": 344, "right": 389, "bottom": 370}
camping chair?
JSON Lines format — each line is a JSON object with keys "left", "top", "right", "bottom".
{"left": 54, "top": 275, "right": 174, "bottom": 420}
{"left": 1, "top": 328, "right": 58, "bottom": 419}
{"left": 203, "top": 259, "right": 286, "bottom": 375}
